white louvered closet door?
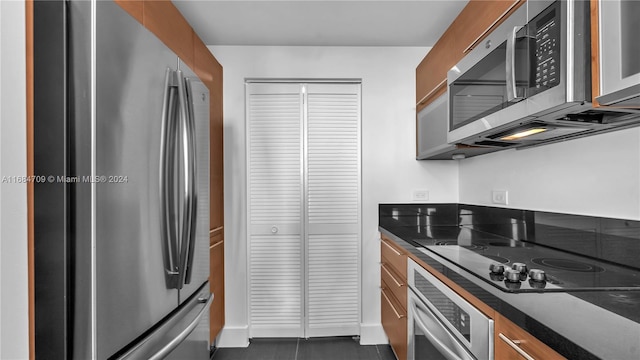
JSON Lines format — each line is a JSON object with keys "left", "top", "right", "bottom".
{"left": 305, "top": 83, "right": 361, "bottom": 337}
{"left": 247, "top": 82, "right": 361, "bottom": 338}
{"left": 247, "top": 83, "right": 304, "bottom": 337}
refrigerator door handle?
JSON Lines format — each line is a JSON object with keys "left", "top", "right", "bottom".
{"left": 175, "top": 70, "right": 198, "bottom": 288}
{"left": 183, "top": 77, "right": 198, "bottom": 285}
{"left": 148, "top": 294, "right": 213, "bottom": 360}
{"left": 160, "top": 68, "right": 180, "bottom": 288}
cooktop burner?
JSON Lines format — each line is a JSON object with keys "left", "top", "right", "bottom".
{"left": 531, "top": 258, "right": 605, "bottom": 273}
{"left": 411, "top": 225, "right": 640, "bottom": 293}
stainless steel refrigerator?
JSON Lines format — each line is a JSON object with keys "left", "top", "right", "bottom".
{"left": 33, "top": 1, "right": 212, "bottom": 358}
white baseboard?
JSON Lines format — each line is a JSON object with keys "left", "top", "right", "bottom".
{"left": 358, "top": 323, "right": 388, "bottom": 345}
{"left": 216, "top": 323, "right": 387, "bottom": 347}
{"left": 216, "top": 325, "right": 250, "bottom": 348}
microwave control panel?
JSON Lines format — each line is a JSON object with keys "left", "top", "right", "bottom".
{"left": 533, "top": 3, "right": 560, "bottom": 94}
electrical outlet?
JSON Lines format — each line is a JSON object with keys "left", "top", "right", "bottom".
{"left": 412, "top": 189, "right": 429, "bottom": 201}
{"left": 492, "top": 190, "right": 508, "bottom": 205}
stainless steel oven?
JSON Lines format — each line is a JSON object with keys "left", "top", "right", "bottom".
{"left": 407, "top": 259, "right": 493, "bottom": 360}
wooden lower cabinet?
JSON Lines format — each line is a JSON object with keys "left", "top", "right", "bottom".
{"left": 209, "top": 231, "right": 225, "bottom": 342}
{"left": 494, "top": 313, "right": 565, "bottom": 360}
{"left": 381, "top": 285, "right": 407, "bottom": 360}
{"left": 380, "top": 236, "right": 408, "bottom": 360}
{"left": 381, "top": 236, "right": 407, "bottom": 278}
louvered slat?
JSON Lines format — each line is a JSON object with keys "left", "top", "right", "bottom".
{"left": 249, "top": 91, "right": 301, "bottom": 226}
{"left": 305, "top": 85, "right": 361, "bottom": 337}
{"left": 307, "top": 91, "right": 360, "bottom": 225}
{"left": 247, "top": 85, "right": 303, "bottom": 337}
{"left": 247, "top": 83, "right": 361, "bottom": 338}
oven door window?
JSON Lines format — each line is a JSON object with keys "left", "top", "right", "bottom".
{"left": 412, "top": 299, "right": 475, "bottom": 360}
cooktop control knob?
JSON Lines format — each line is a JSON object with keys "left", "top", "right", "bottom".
{"left": 528, "top": 279, "right": 547, "bottom": 289}
{"left": 504, "top": 279, "right": 522, "bottom": 290}
{"left": 504, "top": 268, "right": 522, "bottom": 282}
{"left": 489, "top": 263, "right": 505, "bottom": 274}
{"left": 529, "top": 269, "right": 546, "bottom": 282}
{"left": 512, "top": 262, "right": 528, "bottom": 274}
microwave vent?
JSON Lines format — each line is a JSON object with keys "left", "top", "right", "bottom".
{"left": 556, "top": 109, "right": 640, "bottom": 124}
{"left": 472, "top": 140, "right": 514, "bottom": 148}
{"left": 557, "top": 111, "right": 605, "bottom": 124}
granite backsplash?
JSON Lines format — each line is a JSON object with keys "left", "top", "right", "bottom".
{"left": 380, "top": 203, "right": 640, "bottom": 271}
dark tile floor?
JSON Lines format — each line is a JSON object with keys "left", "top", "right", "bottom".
{"left": 211, "top": 337, "right": 396, "bottom": 360}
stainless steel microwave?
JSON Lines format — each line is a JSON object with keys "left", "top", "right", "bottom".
{"left": 447, "top": 0, "right": 640, "bottom": 148}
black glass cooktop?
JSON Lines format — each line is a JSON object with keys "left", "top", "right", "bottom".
{"left": 409, "top": 225, "right": 640, "bottom": 293}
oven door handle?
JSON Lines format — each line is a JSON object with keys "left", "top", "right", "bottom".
{"left": 411, "top": 299, "right": 475, "bottom": 360}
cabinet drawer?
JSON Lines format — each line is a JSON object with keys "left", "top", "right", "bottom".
{"left": 495, "top": 314, "right": 565, "bottom": 360}
{"left": 381, "top": 286, "right": 407, "bottom": 360}
{"left": 381, "top": 236, "right": 407, "bottom": 278}
{"left": 381, "top": 263, "right": 407, "bottom": 311}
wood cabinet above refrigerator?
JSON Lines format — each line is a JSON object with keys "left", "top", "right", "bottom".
{"left": 114, "top": 0, "right": 225, "bottom": 342}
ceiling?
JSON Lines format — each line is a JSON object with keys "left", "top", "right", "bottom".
{"left": 173, "top": 0, "right": 469, "bottom": 47}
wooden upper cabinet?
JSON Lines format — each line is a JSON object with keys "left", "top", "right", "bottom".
{"left": 114, "top": 0, "right": 144, "bottom": 23}
{"left": 194, "top": 35, "right": 225, "bottom": 230}
{"left": 416, "top": 29, "right": 455, "bottom": 112}
{"left": 415, "top": 0, "right": 524, "bottom": 111}
{"left": 453, "top": 0, "right": 524, "bottom": 56}
{"left": 143, "top": 0, "right": 195, "bottom": 69}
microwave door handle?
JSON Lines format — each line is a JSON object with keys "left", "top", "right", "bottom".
{"left": 506, "top": 25, "right": 525, "bottom": 102}
{"left": 411, "top": 300, "right": 475, "bottom": 360}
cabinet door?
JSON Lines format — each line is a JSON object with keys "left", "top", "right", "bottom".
{"left": 453, "top": 0, "right": 523, "bottom": 55}
{"left": 381, "top": 263, "right": 407, "bottom": 311}
{"left": 381, "top": 286, "right": 407, "bottom": 360}
{"left": 143, "top": 0, "right": 194, "bottom": 69}
{"left": 381, "top": 236, "right": 407, "bottom": 278}
{"left": 596, "top": 0, "right": 640, "bottom": 106}
{"left": 495, "top": 314, "right": 565, "bottom": 360}
{"left": 114, "top": 0, "right": 143, "bottom": 23}
{"left": 416, "top": 29, "right": 455, "bottom": 111}
{"left": 416, "top": 0, "right": 524, "bottom": 111}
{"left": 209, "top": 232, "right": 225, "bottom": 342}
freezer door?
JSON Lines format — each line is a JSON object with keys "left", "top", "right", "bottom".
{"left": 118, "top": 283, "right": 213, "bottom": 360}
{"left": 176, "top": 62, "right": 211, "bottom": 304}
{"left": 68, "top": 1, "right": 185, "bottom": 358}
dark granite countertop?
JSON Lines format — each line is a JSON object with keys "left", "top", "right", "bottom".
{"left": 379, "top": 203, "right": 640, "bottom": 360}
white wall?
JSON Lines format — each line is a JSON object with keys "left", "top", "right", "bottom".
{"left": 0, "top": 1, "right": 30, "bottom": 359}
{"left": 209, "top": 45, "right": 459, "bottom": 346}
{"left": 459, "top": 127, "right": 640, "bottom": 220}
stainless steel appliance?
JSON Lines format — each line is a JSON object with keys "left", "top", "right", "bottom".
{"left": 33, "top": 1, "right": 212, "bottom": 359}
{"left": 407, "top": 259, "right": 494, "bottom": 360}
{"left": 447, "top": 0, "right": 640, "bottom": 149}
{"left": 596, "top": 0, "right": 640, "bottom": 106}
